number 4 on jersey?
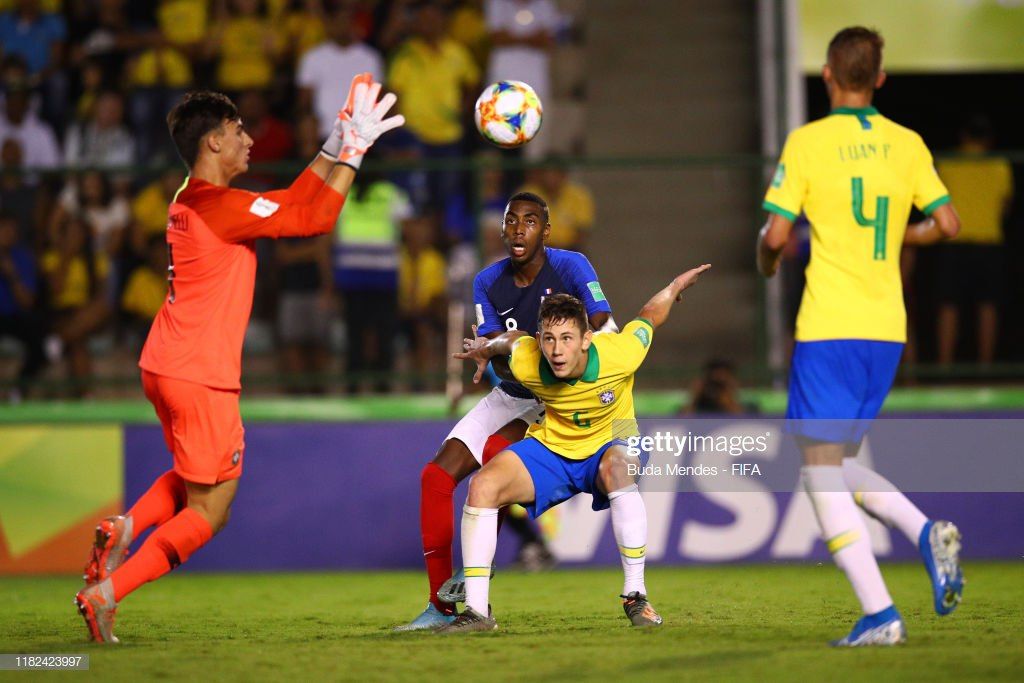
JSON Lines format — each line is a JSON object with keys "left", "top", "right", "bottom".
{"left": 851, "top": 177, "right": 889, "bottom": 260}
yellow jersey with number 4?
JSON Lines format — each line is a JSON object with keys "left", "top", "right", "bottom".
{"left": 508, "top": 319, "right": 654, "bottom": 460}
{"left": 763, "top": 107, "right": 950, "bottom": 342}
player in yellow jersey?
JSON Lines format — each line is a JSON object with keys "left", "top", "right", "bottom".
{"left": 758, "top": 27, "right": 964, "bottom": 647}
{"left": 439, "top": 264, "right": 711, "bottom": 633}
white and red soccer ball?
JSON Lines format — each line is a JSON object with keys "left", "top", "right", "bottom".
{"left": 474, "top": 80, "right": 543, "bottom": 149}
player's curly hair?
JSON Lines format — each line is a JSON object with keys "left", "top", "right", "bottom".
{"left": 507, "top": 191, "right": 550, "bottom": 225}
{"left": 827, "top": 27, "right": 884, "bottom": 92}
{"left": 539, "top": 293, "right": 589, "bottom": 334}
{"left": 167, "top": 91, "right": 239, "bottom": 169}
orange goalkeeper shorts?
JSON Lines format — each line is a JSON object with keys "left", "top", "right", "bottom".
{"left": 142, "top": 370, "right": 245, "bottom": 485}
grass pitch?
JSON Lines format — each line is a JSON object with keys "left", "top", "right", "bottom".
{"left": 2, "top": 562, "right": 1021, "bottom": 682}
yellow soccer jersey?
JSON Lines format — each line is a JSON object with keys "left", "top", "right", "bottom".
{"left": 509, "top": 319, "right": 654, "bottom": 460}
{"left": 763, "top": 107, "right": 950, "bottom": 342}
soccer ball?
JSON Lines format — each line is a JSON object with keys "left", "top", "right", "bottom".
{"left": 474, "top": 81, "right": 543, "bottom": 149}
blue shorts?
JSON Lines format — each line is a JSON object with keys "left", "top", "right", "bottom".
{"left": 507, "top": 437, "right": 625, "bottom": 519}
{"left": 786, "top": 340, "right": 903, "bottom": 443}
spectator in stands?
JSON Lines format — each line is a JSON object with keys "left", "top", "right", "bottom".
{"left": 685, "top": 358, "right": 748, "bottom": 415}
{"left": 332, "top": 170, "right": 412, "bottom": 393}
{"left": 152, "top": 0, "right": 210, "bottom": 61}
{"left": 297, "top": 4, "right": 383, "bottom": 139}
{"left": 0, "top": 0, "right": 67, "bottom": 126}
{"left": 0, "top": 137, "right": 47, "bottom": 248}
{"left": 520, "top": 156, "right": 594, "bottom": 251}
{"left": 0, "top": 211, "right": 47, "bottom": 400}
{"left": 935, "top": 115, "right": 1014, "bottom": 367}
{"left": 485, "top": 0, "right": 557, "bottom": 157}
{"left": 0, "top": 80, "right": 60, "bottom": 174}
{"left": 73, "top": 0, "right": 137, "bottom": 75}
{"left": 292, "top": 111, "right": 322, "bottom": 159}
{"left": 120, "top": 233, "right": 167, "bottom": 347}
{"left": 275, "top": 234, "right": 331, "bottom": 394}
{"left": 448, "top": 0, "right": 489, "bottom": 71}
{"left": 388, "top": 0, "right": 479, "bottom": 210}
{"left": 42, "top": 214, "right": 110, "bottom": 397}
{"left": 52, "top": 170, "right": 131, "bottom": 264}
{"left": 279, "top": 0, "right": 326, "bottom": 62}
{"left": 130, "top": 167, "right": 185, "bottom": 256}
{"left": 371, "top": 0, "right": 417, "bottom": 54}
{"left": 399, "top": 214, "right": 446, "bottom": 391}
{"left": 206, "top": 0, "right": 284, "bottom": 92}
{"left": 236, "top": 89, "right": 293, "bottom": 181}
{"left": 72, "top": 58, "right": 107, "bottom": 123}
{"left": 63, "top": 90, "right": 136, "bottom": 169}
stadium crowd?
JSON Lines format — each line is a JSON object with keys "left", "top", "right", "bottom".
{"left": 0, "top": 0, "right": 596, "bottom": 398}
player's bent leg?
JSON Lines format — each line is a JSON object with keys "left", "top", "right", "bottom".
{"left": 918, "top": 519, "right": 964, "bottom": 616}
{"left": 597, "top": 446, "right": 661, "bottom": 627}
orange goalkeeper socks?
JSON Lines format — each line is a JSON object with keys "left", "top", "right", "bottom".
{"left": 111, "top": 507, "right": 213, "bottom": 602}
{"left": 127, "top": 470, "right": 187, "bottom": 534}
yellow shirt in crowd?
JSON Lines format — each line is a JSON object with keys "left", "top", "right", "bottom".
{"left": 399, "top": 247, "right": 447, "bottom": 314}
{"left": 937, "top": 152, "right": 1013, "bottom": 245}
{"left": 520, "top": 182, "right": 595, "bottom": 249}
{"left": 41, "top": 252, "right": 109, "bottom": 309}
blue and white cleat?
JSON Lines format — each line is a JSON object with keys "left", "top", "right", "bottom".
{"left": 830, "top": 605, "right": 907, "bottom": 647}
{"left": 394, "top": 603, "right": 456, "bottom": 632}
{"left": 919, "top": 519, "right": 964, "bottom": 616}
{"left": 438, "top": 565, "right": 495, "bottom": 604}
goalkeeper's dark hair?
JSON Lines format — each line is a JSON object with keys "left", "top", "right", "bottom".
{"left": 508, "top": 191, "right": 549, "bottom": 224}
{"left": 827, "top": 27, "right": 884, "bottom": 92}
{"left": 538, "top": 293, "right": 588, "bottom": 334}
{"left": 167, "top": 91, "right": 239, "bottom": 169}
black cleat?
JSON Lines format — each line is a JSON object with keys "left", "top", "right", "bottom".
{"left": 435, "top": 606, "right": 498, "bottom": 634}
{"left": 622, "top": 592, "right": 663, "bottom": 627}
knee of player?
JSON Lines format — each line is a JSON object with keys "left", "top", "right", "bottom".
{"left": 467, "top": 472, "right": 502, "bottom": 508}
{"left": 599, "top": 449, "right": 636, "bottom": 490}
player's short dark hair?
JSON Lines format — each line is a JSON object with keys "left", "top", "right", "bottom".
{"left": 538, "top": 293, "right": 588, "bottom": 334}
{"left": 507, "top": 191, "right": 549, "bottom": 224}
{"left": 827, "top": 27, "right": 884, "bottom": 92}
{"left": 167, "top": 91, "right": 239, "bottom": 169}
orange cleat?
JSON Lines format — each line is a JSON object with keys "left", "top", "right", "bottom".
{"left": 83, "top": 516, "right": 133, "bottom": 586}
{"left": 75, "top": 580, "right": 119, "bottom": 643}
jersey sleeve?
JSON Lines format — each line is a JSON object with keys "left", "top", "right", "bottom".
{"left": 472, "top": 266, "right": 503, "bottom": 336}
{"left": 600, "top": 318, "right": 654, "bottom": 374}
{"left": 553, "top": 251, "right": 612, "bottom": 319}
{"left": 508, "top": 336, "right": 542, "bottom": 386}
{"left": 912, "top": 140, "right": 951, "bottom": 216}
{"left": 762, "top": 132, "right": 807, "bottom": 221}
{"left": 264, "top": 166, "right": 327, "bottom": 205}
{"left": 197, "top": 180, "right": 346, "bottom": 243}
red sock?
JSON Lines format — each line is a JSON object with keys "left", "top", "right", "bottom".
{"left": 110, "top": 508, "right": 213, "bottom": 602}
{"left": 420, "top": 462, "right": 457, "bottom": 614}
{"left": 482, "top": 436, "right": 513, "bottom": 533}
{"left": 127, "top": 470, "right": 187, "bottom": 534}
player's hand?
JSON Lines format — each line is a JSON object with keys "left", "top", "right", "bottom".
{"left": 462, "top": 324, "right": 488, "bottom": 352}
{"left": 321, "top": 73, "right": 372, "bottom": 159}
{"left": 673, "top": 264, "right": 712, "bottom": 300}
{"left": 336, "top": 79, "right": 405, "bottom": 169}
{"left": 453, "top": 326, "right": 491, "bottom": 384}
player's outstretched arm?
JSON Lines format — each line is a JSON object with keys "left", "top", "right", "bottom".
{"left": 757, "top": 213, "right": 793, "bottom": 277}
{"left": 636, "top": 264, "right": 711, "bottom": 329}
{"left": 903, "top": 203, "right": 961, "bottom": 246}
{"left": 453, "top": 324, "right": 527, "bottom": 384}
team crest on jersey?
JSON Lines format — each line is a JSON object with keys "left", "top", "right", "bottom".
{"left": 249, "top": 196, "right": 280, "bottom": 218}
{"left": 599, "top": 390, "right": 615, "bottom": 405}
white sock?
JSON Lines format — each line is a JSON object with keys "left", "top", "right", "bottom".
{"left": 802, "top": 466, "right": 893, "bottom": 615}
{"left": 461, "top": 505, "right": 498, "bottom": 616}
{"left": 609, "top": 484, "right": 647, "bottom": 596}
{"left": 842, "top": 459, "right": 928, "bottom": 546}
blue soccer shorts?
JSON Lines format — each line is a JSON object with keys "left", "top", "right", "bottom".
{"left": 785, "top": 339, "right": 904, "bottom": 443}
{"left": 506, "top": 437, "right": 626, "bottom": 519}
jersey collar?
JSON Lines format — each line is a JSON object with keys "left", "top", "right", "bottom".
{"left": 539, "top": 344, "right": 601, "bottom": 386}
{"left": 830, "top": 106, "right": 879, "bottom": 116}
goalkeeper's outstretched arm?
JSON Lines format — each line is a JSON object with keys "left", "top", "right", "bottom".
{"left": 636, "top": 264, "right": 712, "bottom": 329}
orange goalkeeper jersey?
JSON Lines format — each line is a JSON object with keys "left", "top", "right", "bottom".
{"left": 139, "top": 168, "right": 345, "bottom": 390}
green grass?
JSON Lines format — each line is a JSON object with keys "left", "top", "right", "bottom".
{"left": 1, "top": 562, "right": 1021, "bottom": 682}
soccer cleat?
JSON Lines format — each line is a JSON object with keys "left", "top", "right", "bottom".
{"left": 512, "top": 542, "right": 557, "bottom": 572}
{"left": 435, "top": 607, "right": 497, "bottom": 634}
{"left": 75, "top": 580, "right": 119, "bottom": 644}
{"left": 83, "top": 516, "right": 133, "bottom": 586}
{"left": 393, "top": 603, "right": 456, "bottom": 632}
{"left": 621, "top": 592, "right": 663, "bottom": 627}
{"left": 830, "top": 605, "right": 906, "bottom": 647}
{"left": 437, "top": 564, "right": 495, "bottom": 604}
{"left": 919, "top": 519, "right": 964, "bottom": 615}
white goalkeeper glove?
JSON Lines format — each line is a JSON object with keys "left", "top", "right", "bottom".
{"left": 320, "top": 74, "right": 405, "bottom": 170}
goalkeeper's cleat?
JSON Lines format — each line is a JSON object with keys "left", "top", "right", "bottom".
{"left": 830, "top": 605, "right": 906, "bottom": 647}
{"left": 393, "top": 603, "right": 456, "bottom": 632}
{"left": 621, "top": 592, "right": 663, "bottom": 627}
{"left": 75, "top": 579, "right": 119, "bottom": 644}
{"left": 919, "top": 519, "right": 964, "bottom": 616}
{"left": 438, "top": 564, "right": 495, "bottom": 604}
{"left": 83, "top": 516, "right": 133, "bottom": 586}
{"left": 435, "top": 607, "right": 497, "bottom": 634}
